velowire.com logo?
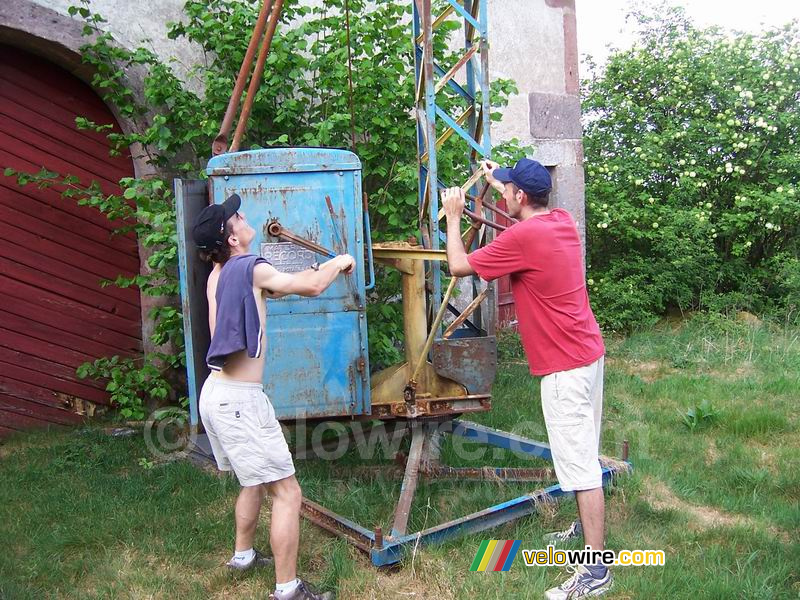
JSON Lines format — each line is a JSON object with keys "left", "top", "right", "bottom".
{"left": 469, "top": 540, "right": 522, "bottom": 572}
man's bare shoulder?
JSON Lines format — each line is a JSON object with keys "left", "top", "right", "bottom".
{"left": 207, "top": 264, "right": 222, "bottom": 294}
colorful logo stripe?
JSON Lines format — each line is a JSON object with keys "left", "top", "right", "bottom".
{"left": 470, "top": 540, "right": 522, "bottom": 572}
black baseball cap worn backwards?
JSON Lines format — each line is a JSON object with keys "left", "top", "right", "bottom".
{"left": 192, "top": 194, "right": 241, "bottom": 250}
{"left": 493, "top": 158, "right": 552, "bottom": 197}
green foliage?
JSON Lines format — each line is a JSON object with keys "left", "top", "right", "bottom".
{"left": 680, "top": 398, "right": 719, "bottom": 431}
{"left": 583, "top": 4, "right": 800, "bottom": 331}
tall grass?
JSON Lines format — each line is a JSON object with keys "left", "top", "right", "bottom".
{"left": 0, "top": 315, "right": 798, "bottom": 598}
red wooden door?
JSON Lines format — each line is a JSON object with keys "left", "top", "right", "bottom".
{"left": 0, "top": 45, "right": 142, "bottom": 435}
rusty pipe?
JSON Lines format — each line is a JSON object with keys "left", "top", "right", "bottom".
{"left": 469, "top": 197, "right": 517, "bottom": 224}
{"left": 463, "top": 207, "right": 506, "bottom": 231}
{"left": 213, "top": 0, "right": 272, "bottom": 156}
{"left": 439, "top": 182, "right": 506, "bottom": 231}
{"left": 230, "top": 0, "right": 285, "bottom": 152}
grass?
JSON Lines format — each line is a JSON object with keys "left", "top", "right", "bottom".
{"left": 1, "top": 315, "right": 799, "bottom": 599}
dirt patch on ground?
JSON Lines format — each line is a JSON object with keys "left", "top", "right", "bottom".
{"left": 746, "top": 441, "right": 781, "bottom": 476}
{"left": 644, "top": 478, "right": 746, "bottom": 529}
{"left": 606, "top": 358, "right": 677, "bottom": 383}
{"left": 706, "top": 361, "right": 757, "bottom": 382}
{"left": 642, "top": 478, "right": 790, "bottom": 544}
{"left": 608, "top": 356, "right": 758, "bottom": 383}
{"left": 339, "top": 553, "right": 459, "bottom": 600}
{"left": 704, "top": 442, "right": 720, "bottom": 466}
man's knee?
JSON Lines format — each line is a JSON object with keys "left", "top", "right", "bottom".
{"left": 239, "top": 483, "right": 268, "bottom": 498}
{"left": 270, "top": 476, "right": 302, "bottom": 508}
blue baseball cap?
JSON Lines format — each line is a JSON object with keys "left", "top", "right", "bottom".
{"left": 493, "top": 158, "right": 552, "bottom": 197}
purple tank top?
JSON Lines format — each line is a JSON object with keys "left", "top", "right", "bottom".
{"left": 206, "top": 254, "right": 270, "bottom": 370}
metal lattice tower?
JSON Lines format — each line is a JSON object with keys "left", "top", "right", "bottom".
{"left": 412, "top": 0, "right": 492, "bottom": 320}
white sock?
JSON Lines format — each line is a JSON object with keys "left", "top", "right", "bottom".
{"left": 232, "top": 548, "right": 255, "bottom": 564}
{"left": 275, "top": 578, "right": 301, "bottom": 594}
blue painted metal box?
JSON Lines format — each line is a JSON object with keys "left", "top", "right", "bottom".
{"left": 180, "top": 148, "right": 371, "bottom": 421}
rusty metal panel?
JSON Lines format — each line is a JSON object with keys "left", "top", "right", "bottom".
{"left": 431, "top": 336, "right": 496, "bottom": 396}
{"left": 204, "top": 148, "right": 370, "bottom": 419}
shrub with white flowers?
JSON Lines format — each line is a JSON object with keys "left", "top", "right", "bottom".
{"left": 582, "top": 4, "right": 800, "bottom": 330}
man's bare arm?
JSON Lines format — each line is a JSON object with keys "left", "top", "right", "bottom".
{"left": 253, "top": 255, "right": 355, "bottom": 298}
{"left": 442, "top": 187, "right": 476, "bottom": 277}
{"left": 206, "top": 265, "right": 222, "bottom": 335}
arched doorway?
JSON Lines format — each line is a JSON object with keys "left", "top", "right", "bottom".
{"left": 0, "top": 44, "right": 142, "bottom": 434}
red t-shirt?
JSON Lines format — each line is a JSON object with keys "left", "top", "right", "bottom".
{"left": 466, "top": 208, "right": 604, "bottom": 376}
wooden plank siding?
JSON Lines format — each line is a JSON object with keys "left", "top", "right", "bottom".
{"left": 0, "top": 44, "right": 142, "bottom": 434}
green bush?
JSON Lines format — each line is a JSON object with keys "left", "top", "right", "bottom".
{"left": 583, "top": 4, "right": 800, "bottom": 331}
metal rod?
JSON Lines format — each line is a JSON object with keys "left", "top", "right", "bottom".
{"left": 444, "top": 419, "right": 553, "bottom": 460}
{"left": 435, "top": 45, "right": 479, "bottom": 93}
{"left": 343, "top": 0, "right": 358, "bottom": 154}
{"left": 472, "top": 198, "right": 517, "bottom": 223}
{"left": 437, "top": 179, "right": 506, "bottom": 231}
{"left": 463, "top": 207, "right": 505, "bottom": 231}
{"left": 422, "top": 465, "right": 555, "bottom": 482}
{"left": 212, "top": 0, "right": 272, "bottom": 156}
{"left": 230, "top": 0, "right": 284, "bottom": 152}
{"left": 300, "top": 498, "right": 374, "bottom": 553}
{"left": 410, "top": 275, "right": 458, "bottom": 384}
{"left": 469, "top": 105, "right": 484, "bottom": 163}
{"left": 370, "top": 467, "right": 619, "bottom": 567}
{"left": 408, "top": 224, "right": 478, "bottom": 385}
{"left": 442, "top": 287, "right": 490, "bottom": 338}
{"left": 421, "top": 105, "right": 474, "bottom": 163}
{"left": 265, "top": 220, "right": 336, "bottom": 259}
{"left": 464, "top": 0, "right": 481, "bottom": 48}
{"left": 415, "top": 4, "right": 455, "bottom": 44}
{"left": 460, "top": 168, "right": 484, "bottom": 193}
{"left": 622, "top": 439, "right": 629, "bottom": 462}
{"left": 390, "top": 423, "right": 426, "bottom": 537}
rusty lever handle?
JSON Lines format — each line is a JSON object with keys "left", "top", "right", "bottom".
{"left": 265, "top": 220, "right": 336, "bottom": 259}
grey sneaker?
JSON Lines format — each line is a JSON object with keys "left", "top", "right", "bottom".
{"left": 545, "top": 565, "right": 613, "bottom": 599}
{"left": 543, "top": 520, "right": 583, "bottom": 544}
{"left": 269, "top": 580, "right": 335, "bottom": 600}
{"left": 225, "top": 548, "right": 273, "bottom": 571}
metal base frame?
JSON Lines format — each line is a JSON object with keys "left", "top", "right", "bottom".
{"left": 298, "top": 419, "right": 631, "bottom": 567}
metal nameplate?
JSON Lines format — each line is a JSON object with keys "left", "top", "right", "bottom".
{"left": 260, "top": 242, "right": 316, "bottom": 273}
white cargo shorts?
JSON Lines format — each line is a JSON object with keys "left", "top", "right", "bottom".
{"left": 199, "top": 376, "right": 295, "bottom": 487}
{"left": 540, "top": 356, "right": 605, "bottom": 492}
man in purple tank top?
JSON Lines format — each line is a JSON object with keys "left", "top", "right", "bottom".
{"left": 192, "top": 194, "right": 353, "bottom": 600}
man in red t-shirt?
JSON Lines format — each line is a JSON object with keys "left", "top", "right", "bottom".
{"left": 442, "top": 159, "right": 612, "bottom": 599}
